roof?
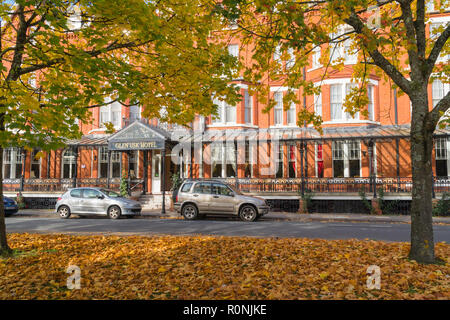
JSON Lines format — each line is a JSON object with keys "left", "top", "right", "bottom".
{"left": 67, "top": 124, "right": 450, "bottom": 146}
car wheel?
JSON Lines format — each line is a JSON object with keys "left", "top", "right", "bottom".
{"left": 239, "top": 205, "right": 257, "bottom": 222}
{"left": 182, "top": 204, "right": 198, "bottom": 220}
{"left": 58, "top": 205, "right": 71, "bottom": 219}
{"left": 108, "top": 206, "right": 122, "bottom": 220}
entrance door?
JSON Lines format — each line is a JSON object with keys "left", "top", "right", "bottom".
{"left": 152, "top": 151, "right": 161, "bottom": 193}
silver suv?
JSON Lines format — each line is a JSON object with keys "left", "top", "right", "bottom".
{"left": 55, "top": 188, "right": 142, "bottom": 219}
{"left": 174, "top": 180, "right": 270, "bottom": 221}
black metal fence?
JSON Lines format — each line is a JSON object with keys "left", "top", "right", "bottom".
{"left": 214, "top": 177, "right": 450, "bottom": 195}
{"left": 4, "top": 177, "right": 450, "bottom": 195}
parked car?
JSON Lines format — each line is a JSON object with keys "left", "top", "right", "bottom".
{"left": 55, "top": 188, "right": 142, "bottom": 219}
{"left": 174, "top": 179, "right": 270, "bottom": 221}
{"left": 3, "top": 196, "right": 19, "bottom": 217}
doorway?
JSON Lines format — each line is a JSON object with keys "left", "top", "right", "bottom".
{"left": 152, "top": 150, "right": 161, "bottom": 193}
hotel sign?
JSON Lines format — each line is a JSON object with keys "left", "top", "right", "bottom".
{"left": 108, "top": 121, "right": 167, "bottom": 151}
{"left": 109, "top": 140, "right": 164, "bottom": 151}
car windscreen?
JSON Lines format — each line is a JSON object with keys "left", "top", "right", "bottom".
{"left": 100, "top": 189, "right": 120, "bottom": 198}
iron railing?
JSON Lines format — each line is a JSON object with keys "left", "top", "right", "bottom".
{"left": 3, "top": 176, "right": 449, "bottom": 195}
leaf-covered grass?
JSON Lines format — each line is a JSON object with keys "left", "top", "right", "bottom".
{"left": 0, "top": 233, "right": 448, "bottom": 300}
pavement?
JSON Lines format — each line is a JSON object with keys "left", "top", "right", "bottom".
{"left": 9, "top": 208, "right": 450, "bottom": 224}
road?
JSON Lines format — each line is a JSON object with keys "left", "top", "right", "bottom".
{"left": 5, "top": 216, "right": 450, "bottom": 242}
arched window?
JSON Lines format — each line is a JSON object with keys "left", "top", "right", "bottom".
{"left": 62, "top": 149, "right": 76, "bottom": 179}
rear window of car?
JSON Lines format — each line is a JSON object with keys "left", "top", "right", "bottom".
{"left": 181, "top": 183, "right": 193, "bottom": 193}
{"left": 70, "top": 189, "right": 82, "bottom": 198}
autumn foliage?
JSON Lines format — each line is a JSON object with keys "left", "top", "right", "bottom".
{"left": 0, "top": 233, "right": 448, "bottom": 300}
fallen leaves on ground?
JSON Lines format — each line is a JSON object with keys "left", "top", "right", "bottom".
{"left": 0, "top": 233, "right": 448, "bottom": 300}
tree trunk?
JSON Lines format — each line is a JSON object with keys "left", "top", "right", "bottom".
{"left": 0, "top": 146, "right": 12, "bottom": 256}
{"left": 409, "top": 97, "right": 435, "bottom": 264}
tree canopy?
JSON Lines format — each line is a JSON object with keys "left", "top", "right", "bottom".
{"left": 0, "top": 0, "right": 240, "bottom": 151}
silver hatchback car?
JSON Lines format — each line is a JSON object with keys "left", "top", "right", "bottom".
{"left": 55, "top": 187, "right": 142, "bottom": 219}
{"left": 174, "top": 180, "right": 270, "bottom": 221}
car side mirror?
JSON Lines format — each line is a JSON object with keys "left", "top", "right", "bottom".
{"left": 97, "top": 194, "right": 105, "bottom": 199}
{"left": 230, "top": 193, "right": 235, "bottom": 197}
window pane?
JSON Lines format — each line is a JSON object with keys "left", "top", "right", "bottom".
{"left": 436, "top": 160, "right": 448, "bottom": 177}
{"left": 112, "top": 163, "right": 121, "bottom": 178}
{"left": 333, "top": 160, "right": 344, "bottom": 177}
{"left": 181, "top": 183, "right": 193, "bottom": 193}
{"left": 70, "top": 189, "right": 82, "bottom": 198}
{"left": 349, "top": 159, "right": 360, "bottom": 177}
{"left": 193, "top": 183, "right": 211, "bottom": 194}
{"left": 31, "top": 164, "right": 40, "bottom": 178}
{"left": 225, "top": 104, "right": 236, "bottom": 123}
{"left": 330, "top": 85, "right": 342, "bottom": 120}
{"left": 83, "top": 189, "right": 101, "bottom": 199}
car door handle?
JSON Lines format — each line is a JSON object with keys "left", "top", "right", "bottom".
{"left": 193, "top": 194, "right": 199, "bottom": 197}
{"left": 213, "top": 195, "right": 219, "bottom": 198}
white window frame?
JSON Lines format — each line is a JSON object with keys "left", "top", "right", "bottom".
{"left": 435, "top": 137, "right": 450, "bottom": 176}
{"left": 368, "top": 85, "right": 375, "bottom": 121}
{"left": 2, "top": 148, "right": 23, "bottom": 179}
{"left": 62, "top": 149, "right": 76, "bottom": 179}
{"left": 30, "top": 148, "right": 41, "bottom": 179}
{"left": 212, "top": 99, "right": 236, "bottom": 125}
{"left": 274, "top": 92, "right": 284, "bottom": 126}
{"left": 244, "top": 90, "right": 253, "bottom": 124}
{"left": 210, "top": 143, "right": 236, "bottom": 178}
{"left": 287, "top": 102, "right": 296, "bottom": 126}
{"left": 98, "top": 147, "right": 121, "bottom": 178}
{"left": 100, "top": 100, "right": 122, "bottom": 129}
{"left": 311, "top": 46, "right": 322, "bottom": 69}
{"left": 332, "top": 141, "right": 362, "bottom": 178}
{"left": 330, "top": 26, "right": 357, "bottom": 65}
{"left": 314, "top": 92, "right": 322, "bottom": 117}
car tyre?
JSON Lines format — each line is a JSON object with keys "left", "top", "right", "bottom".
{"left": 182, "top": 204, "right": 198, "bottom": 220}
{"left": 108, "top": 205, "right": 122, "bottom": 220}
{"left": 239, "top": 205, "right": 257, "bottom": 222}
{"left": 58, "top": 205, "right": 71, "bottom": 219}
